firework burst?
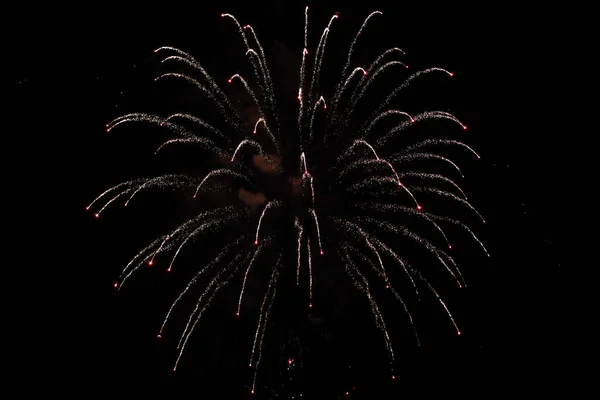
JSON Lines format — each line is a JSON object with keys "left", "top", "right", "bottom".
{"left": 89, "top": 8, "right": 488, "bottom": 393}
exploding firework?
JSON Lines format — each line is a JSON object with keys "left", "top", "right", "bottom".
{"left": 89, "top": 8, "right": 488, "bottom": 393}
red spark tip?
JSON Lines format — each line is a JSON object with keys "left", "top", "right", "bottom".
{"left": 254, "top": 240, "right": 258, "bottom": 245}
{"left": 405, "top": 65, "right": 409, "bottom": 68}
{"left": 148, "top": 260, "right": 153, "bottom": 266}
{"left": 220, "top": 13, "right": 225, "bottom": 17}
{"left": 449, "top": 72, "right": 454, "bottom": 77}
{"left": 167, "top": 268, "right": 171, "bottom": 272}
{"left": 320, "top": 251, "right": 324, "bottom": 255}
{"left": 309, "top": 303, "right": 313, "bottom": 308}
{"left": 113, "top": 283, "right": 118, "bottom": 288}
{"left": 157, "top": 334, "right": 162, "bottom": 339}
{"left": 346, "top": 392, "right": 349, "bottom": 396}
{"left": 94, "top": 213, "right": 99, "bottom": 218}
{"left": 385, "top": 284, "right": 390, "bottom": 289}
{"left": 391, "top": 375, "right": 396, "bottom": 380}
{"left": 463, "top": 125, "right": 468, "bottom": 130}
{"left": 457, "top": 331, "right": 462, "bottom": 335}
{"left": 416, "top": 205, "right": 422, "bottom": 211}
{"left": 243, "top": 25, "right": 249, "bottom": 29}
{"left": 236, "top": 312, "right": 240, "bottom": 316}
{"left": 363, "top": 70, "right": 368, "bottom": 75}
{"left": 86, "top": 206, "right": 90, "bottom": 211}
{"left": 448, "top": 244, "right": 452, "bottom": 249}
{"left": 227, "top": 79, "right": 232, "bottom": 83}
{"left": 323, "top": 104, "right": 327, "bottom": 109}
{"left": 249, "top": 363, "right": 252, "bottom": 367}
{"left": 252, "top": 130, "right": 256, "bottom": 134}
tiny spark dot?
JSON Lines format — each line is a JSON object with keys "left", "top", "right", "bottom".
{"left": 448, "top": 244, "right": 452, "bottom": 249}
{"left": 220, "top": 13, "right": 225, "bottom": 17}
{"left": 85, "top": 206, "right": 90, "bottom": 211}
{"left": 148, "top": 260, "right": 153, "bottom": 266}
{"left": 253, "top": 130, "right": 256, "bottom": 134}
{"left": 250, "top": 390, "right": 254, "bottom": 394}
{"left": 463, "top": 125, "right": 468, "bottom": 130}
{"left": 449, "top": 72, "right": 454, "bottom": 77}
{"left": 346, "top": 392, "right": 349, "bottom": 396}
{"left": 113, "top": 283, "right": 118, "bottom": 288}
{"left": 157, "top": 334, "right": 162, "bottom": 339}
{"left": 309, "top": 303, "right": 313, "bottom": 308}
{"left": 320, "top": 251, "right": 324, "bottom": 255}
{"left": 385, "top": 284, "right": 390, "bottom": 289}
{"left": 416, "top": 205, "right": 422, "bottom": 210}
{"left": 254, "top": 240, "right": 258, "bottom": 245}
{"left": 236, "top": 312, "right": 240, "bottom": 316}
{"left": 167, "top": 268, "right": 172, "bottom": 272}
{"left": 94, "top": 213, "right": 99, "bottom": 218}
{"left": 249, "top": 363, "right": 252, "bottom": 367}
{"left": 391, "top": 375, "right": 396, "bottom": 380}
{"left": 457, "top": 331, "right": 462, "bottom": 335}
{"left": 227, "top": 79, "right": 232, "bottom": 83}
{"left": 363, "top": 70, "right": 368, "bottom": 75}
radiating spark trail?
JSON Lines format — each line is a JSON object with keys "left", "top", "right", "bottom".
{"left": 193, "top": 169, "right": 249, "bottom": 198}
{"left": 297, "top": 7, "right": 309, "bottom": 139}
{"left": 161, "top": 236, "right": 249, "bottom": 334}
{"left": 404, "top": 138, "right": 480, "bottom": 159}
{"left": 125, "top": 175, "right": 198, "bottom": 206}
{"left": 410, "top": 187, "right": 485, "bottom": 223}
{"left": 295, "top": 218, "right": 303, "bottom": 285}
{"left": 336, "top": 11, "right": 383, "bottom": 95}
{"left": 255, "top": 201, "right": 281, "bottom": 245}
{"left": 250, "top": 255, "right": 282, "bottom": 393}
{"left": 391, "top": 152, "right": 464, "bottom": 177}
{"left": 231, "top": 139, "right": 266, "bottom": 162}
{"left": 308, "top": 14, "right": 337, "bottom": 105}
{"left": 309, "top": 95, "right": 327, "bottom": 142}
{"left": 311, "top": 208, "right": 324, "bottom": 254}
{"left": 362, "top": 109, "right": 414, "bottom": 138}
{"left": 307, "top": 237, "right": 313, "bottom": 307}
{"left": 237, "top": 237, "right": 271, "bottom": 315}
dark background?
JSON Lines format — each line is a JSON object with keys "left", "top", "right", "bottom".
{"left": 11, "top": 0, "right": 575, "bottom": 398}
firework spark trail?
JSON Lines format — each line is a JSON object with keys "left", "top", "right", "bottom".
{"left": 221, "top": 13, "right": 265, "bottom": 92}
{"left": 307, "top": 237, "right": 313, "bottom": 307}
{"left": 228, "top": 74, "right": 280, "bottom": 155}
{"left": 255, "top": 201, "right": 282, "bottom": 245}
{"left": 343, "top": 61, "right": 409, "bottom": 128}
{"left": 159, "top": 53, "right": 241, "bottom": 123}
{"left": 308, "top": 15, "right": 337, "bottom": 106}
{"left": 155, "top": 73, "right": 233, "bottom": 119}
{"left": 399, "top": 172, "right": 468, "bottom": 199}
{"left": 243, "top": 25, "right": 277, "bottom": 125}
{"left": 373, "top": 67, "right": 454, "bottom": 117}
{"left": 166, "top": 113, "right": 230, "bottom": 143}
{"left": 231, "top": 139, "right": 267, "bottom": 162}
{"left": 409, "top": 186, "right": 486, "bottom": 223}
{"left": 403, "top": 138, "right": 480, "bottom": 159}
{"left": 330, "top": 67, "right": 367, "bottom": 125}
{"left": 339, "top": 248, "right": 395, "bottom": 363}
{"left": 87, "top": 180, "right": 144, "bottom": 212}
{"left": 154, "top": 46, "right": 195, "bottom": 60}
{"left": 309, "top": 96, "right": 326, "bottom": 143}
{"left": 352, "top": 200, "right": 450, "bottom": 246}
{"left": 300, "top": 152, "right": 309, "bottom": 175}
{"left": 95, "top": 190, "right": 131, "bottom": 217}
{"left": 362, "top": 109, "right": 414, "bottom": 138}
{"left": 295, "top": 218, "right": 303, "bottom": 285}
{"left": 335, "top": 11, "right": 383, "bottom": 97}
{"left": 415, "top": 271, "right": 461, "bottom": 335}
{"left": 309, "top": 174, "right": 315, "bottom": 207}
{"left": 106, "top": 113, "right": 193, "bottom": 138}
{"left": 310, "top": 208, "right": 324, "bottom": 255}
{"left": 167, "top": 213, "right": 242, "bottom": 273}
{"left": 174, "top": 251, "right": 253, "bottom": 370}
{"left": 124, "top": 175, "right": 198, "bottom": 206}
{"left": 376, "top": 111, "right": 467, "bottom": 148}
{"left": 424, "top": 213, "right": 490, "bottom": 256}
{"left": 296, "top": 6, "right": 310, "bottom": 139}
{"left": 161, "top": 235, "right": 250, "bottom": 334}
{"left": 335, "top": 142, "right": 421, "bottom": 208}
{"left": 332, "top": 217, "right": 418, "bottom": 295}
{"left": 357, "top": 216, "right": 465, "bottom": 287}
{"left": 346, "top": 244, "right": 420, "bottom": 346}
{"left": 155, "top": 137, "right": 223, "bottom": 155}
{"left": 391, "top": 152, "right": 464, "bottom": 177}
{"left": 250, "top": 255, "right": 282, "bottom": 394}
{"left": 193, "top": 169, "right": 250, "bottom": 198}
{"left": 364, "top": 237, "right": 389, "bottom": 284}
{"left": 238, "top": 237, "right": 272, "bottom": 315}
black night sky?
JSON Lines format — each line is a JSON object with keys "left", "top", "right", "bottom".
{"left": 13, "top": 1, "right": 576, "bottom": 398}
